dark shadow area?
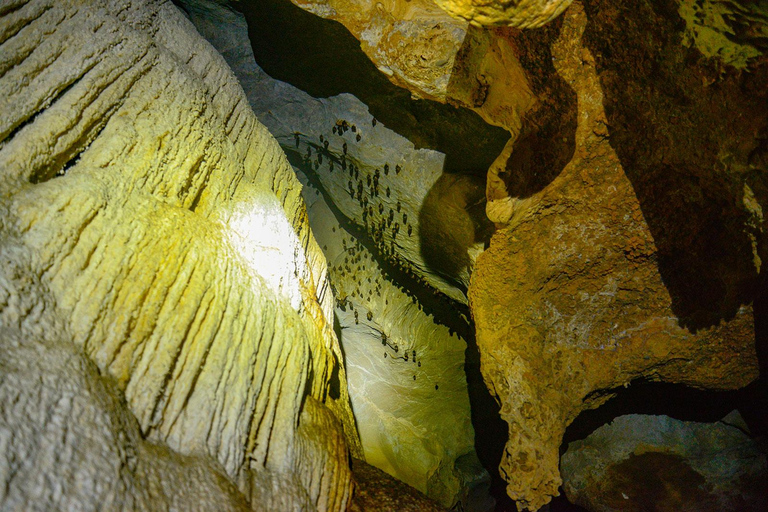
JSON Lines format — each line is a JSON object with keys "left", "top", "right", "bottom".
{"left": 489, "top": 22, "right": 578, "bottom": 199}
{"left": 463, "top": 332, "right": 517, "bottom": 512}
{"left": 237, "top": 0, "right": 509, "bottom": 176}
{"left": 580, "top": 0, "right": 768, "bottom": 331}
{"left": 418, "top": 173, "right": 494, "bottom": 288}
{"left": 562, "top": 379, "right": 768, "bottom": 452}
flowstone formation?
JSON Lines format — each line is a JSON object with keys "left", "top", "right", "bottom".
{"left": 298, "top": 170, "right": 484, "bottom": 508}
{"left": 180, "top": 0, "right": 493, "bottom": 304}
{"left": 0, "top": 0, "right": 358, "bottom": 509}
{"left": 176, "top": 1, "right": 491, "bottom": 508}
{"left": 561, "top": 412, "right": 768, "bottom": 511}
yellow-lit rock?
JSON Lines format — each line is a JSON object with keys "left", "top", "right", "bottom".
{"left": 298, "top": 170, "right": 484, "bottom": 508}
{"left": 290, "top": 0, "right": 468, "bottom": 101}
{"left": 0, "top": 0, "right": 358, "bottom": 508}
{"left": 434, "top": 0, "right": 574, "bottom": 28}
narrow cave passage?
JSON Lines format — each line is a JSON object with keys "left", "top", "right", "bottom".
{"left": 176, "top": 1, "right": 768, "bottom": 511}
{"left": 225, "top": 0, "right": 515, "bottom": 510}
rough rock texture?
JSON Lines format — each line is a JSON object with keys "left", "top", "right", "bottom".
{"left": 289, "top": 0, "right": 467, "bottom": 101}
{"left": 434, "top": 0, "right": 574, "bottom": 28}
{"left": 561, "top": 412, "right": 768, "bottom": 512}
{"left": 0, "top": 0, "right": 357, "bottom": 509}
{"left": 180, "top": 0, "right": 488, "bottom": 304}
{"left": 468, "top": 1, "right": 767, "bottom": 510}
{"left": 349, "top": 457, "right": 448, "bottom": 511}
{"left": 0, "top": 326, "right": 250, "bottom": 512}
{"left": 297, "top": 168, "right": 485, "bottom": 508}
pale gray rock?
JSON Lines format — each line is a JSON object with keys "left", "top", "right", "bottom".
{"left": 561, "top": 413, "right": 768, "bottom": 512}
{"left": 296, "top": 167, "right": 485, "bottom": 509}
{"left": 0, "top": 0, "right": 356, "bottom": 509}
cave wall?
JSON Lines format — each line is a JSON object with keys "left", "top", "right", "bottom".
{"left": 468, "top": 1, "right": 767, "bottom": 510}
{"left": 174, "top": 1, "right": 490, "bottom": 507}
{"left": 283, "top": 0, "right": 767, "bottom": 510}
{"left": 0, "top": 0, "right": 358, "bottom": 509}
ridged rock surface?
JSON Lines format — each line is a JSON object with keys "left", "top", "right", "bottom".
{"left": 0, "top": 0, "right": 357, "bottom": 509}
{"left": 561, "top": 412, "right": 768, "bottom": 511}
{"left": 469, "top": 1, "right": 767, "bottom": 510}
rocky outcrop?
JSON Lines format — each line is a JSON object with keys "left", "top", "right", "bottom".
{"left": 469, "top": 1, "right": 767, "bottom": 510}
{"left": 349, "top": 458, "right": 449, "bottom": 512}
{"left": 229, "top": 1, "right": 767, "bottom": 510}
{"left": 0, "top": 0, "right": 357, "bottom": 509}
{"left": 561, "top": 412, "right": 768, "bottom": 512}
{"left": 434, "top": 0, "right": 574, "bottom": 28}
{"left": 177, "top": 1, "right": 491, "bottom": 508}
{"left": 0, "top": 325, "right": 250, "bottom": 512}
{"left": 290, "top": 0, "right": 467, "bottom": 102}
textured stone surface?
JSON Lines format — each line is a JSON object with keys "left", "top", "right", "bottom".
{"left": 178, "top": 3, "right": 499, "bottom": 508}
{"left": 434, "top": 0, "right": 574, "bottom": 28}
{"left": 290, "top": 0, "right": 467, "bottom": 101}
{"left": 297, "top": 168, "right": 484, "bottom": 508}
{"left": 0, "top": 0, "right": 356, "bottom": 509}
{"left": 349, "top": 457, "right": 448, "bottom": 511}
{"left": 181, "top": 0, "right": 488, "bottom": 304}
{"left": 0, "top": 326, "right": 251, "bottom": 512}
{"left": 468, "top": 1, "right": 767, "bottom": 510}
{"left": 561, "top": 412, "right": 768, "bottom": 512}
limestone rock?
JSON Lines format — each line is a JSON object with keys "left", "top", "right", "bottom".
{"left": 434, "top": 0, "right": 574, "bottom": 28}
{"left": 179, "top": 0, "right": 486, "bottom": 304}
{"left": 349, "top": 457, "right": 448, "bottom": 511}
{"left": 297, "top": 167, "right": 483, "bottom": 508}
{"left": 0, "top": 326, "right": 250, "bottom": 512}
{"left": 1, "top": 0, "right": 357, "bottom": 508}
{"left": 468, "top": 1, "right": 766, "bottom": 510}
{"left": 561, "top": 413, "right": 768, "bottom": 512}
{"left": 288, "top": 0, "right": 467, "bottom": 101}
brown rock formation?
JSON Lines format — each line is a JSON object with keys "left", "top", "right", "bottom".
{"left": 290, "top": 0, "right": 466, "bottom": 101}
{"left": 469, "top": 1, "right": 766, "bottom": 510}
{"left": 561, "top": 412, "right": 768, "bottom": 512}
{"left": 251, "top": 1, "right": 766, "bottom": 509}
{"left": 0, "top": 0, "right": 359, "bottom": 509}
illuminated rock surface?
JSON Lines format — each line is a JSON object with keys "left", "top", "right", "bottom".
{"left": 297, "top": 169, "right": 486, "bottom": 508}
{"left": 434, "top": 0, "right": 574, "bottom": 28}
{"left": 0, "top": 0, "right": 356, "bottom": 509}
{"left": 561, "top": 412, "right": 768, "bottom": 512}
{"left": 181, "top": 0, "right": 494, "bottom": 305}
{"left": 288, "top": 0, "right": 467, "bottom": 101}
{"left": 3, "top": 0, "right": 766, "bottom": 511}
{"left": 178, "top": 1, "right": 493, "bottom": 508}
